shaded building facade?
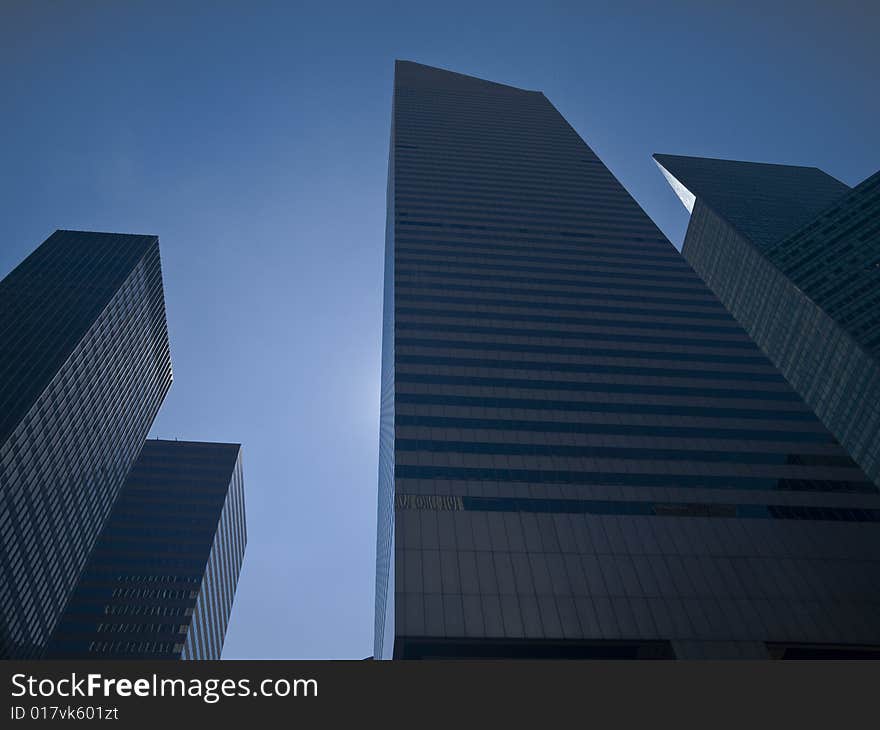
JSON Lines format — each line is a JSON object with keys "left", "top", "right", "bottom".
{"left": 654, "top": 154, "right": 880, "bottom": 486}
{"left": 375, "top": 62, "right": 880, "bottom": 660}
{"left": 48, "top": 439, "right": 247, "bottom": 659}
{"left": 0, "top": 230, "right": 172, "bottom": 658}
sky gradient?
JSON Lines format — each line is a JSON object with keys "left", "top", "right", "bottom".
{"left": 1, "top": 0, "right": 877, "bottom": 658}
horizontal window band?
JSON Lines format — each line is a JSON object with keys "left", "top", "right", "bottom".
{"left": 394, "top": 245, "right": 689, "bottom": 274}
{"left": 396, "top": 336, "right": 768, "bottom": 365}
{"left": 394, "top": 163, "right": 638, "bottom": 180}
{"left": 393, "top": 465, "right": 876, "bottom": 494}
{"left": 395, "top": 255, "right": 697, "bottom": 286}
{"left": 396, "top": 358, "right": 793, "bottom": 389}
{"left": 393, "top": 636, "right": 676, "bottom": 660}
{"left": 394, "top": 184, "right": 642, "bottom": 205}
{"left": 395, "top": 371, "right": 801, "bottom": 403}
{"left": 392, "top": 214, "right": 668, "bottom": 247}
{"left": 394, "top": 231, "right": 678, "bottom": 263}
{"left": 396, "top": 265, "right": 680, "bottom": 296}
{"left": 397, "top": 145, "right": 620, "bottom": 159}
{"left": 395, "top": 266, "right": 712, "bottom": 306}
{"left": 394, "top": 228, "right": 667, "bottom": 254}
{"left": 393, "top": 176, "right": 642, "bottom": 201}
{"left": 394, "top": 438, "right": 856, "bottom": 467}
{"left": 394, "top": 231, "right": 669, "bottom": 257}
{"left": 93, "top": 512, "right": 223, "bottom": 524}
{"left": 394, "top": 388, "right": 815, "bottom": 420}
{"left": 395, "top": 304, "right": 742, "bottom": 335}
{"left": 393, "top": 493, "right": 880, "bottom": 522}
{"left": 396, "top": 292, "right": 735, "bottom": 322}
{"left": 394, "top": 206, "right": 668, "bottom": 233}
{"left": 394, "top": 158, "right": 638, "bottom": 183}
{"left": 394, "top": 198, "right": 661, "bottom": 222}
{"left": 394, "top": 201, "right": 652, "bottom": 229}
{"left": 395, "top": 319, "right": 758, "bottom": 351}
{"left": 395, "top": 215, "right": 663, "bottom": 241}
{"left": 393, "top": 186, "right": 657, "bottom": 217}
{"left": 394, "top": 414, "right": 835, "bottom": 444}
{"left": 394, "top": 274, "right": 724, "bottom": 309}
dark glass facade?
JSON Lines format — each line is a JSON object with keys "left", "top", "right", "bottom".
{"left": 655, "top": 155, "right": 880, "bottom": 486}
{"left": 375, "top": 62, "right": 880, "bottom": 659}
{"left": 47, "top": 439, "right": 247, "bottom": 659}
{"left": 0, "top": 230, "right": 172, "bottom": 658}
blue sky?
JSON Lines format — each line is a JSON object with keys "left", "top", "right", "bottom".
{"left": 1, "top": 1, "right": 877, "bottom": 658}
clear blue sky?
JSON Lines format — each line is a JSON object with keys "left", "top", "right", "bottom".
{"left": 1, "top": 1, "right": 877, "bottom": 658}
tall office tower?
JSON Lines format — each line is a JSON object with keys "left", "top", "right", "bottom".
{"left": 654, "top": 155, "right": 880, "bottom": 486}
{"left": 374, "top": 61, "right": 880, "bottom": 660}
{"left": 47, "top": 439, "right": 247, "bottom": 659}
{"left": 0, "top": 230, "right": 172, "bottom": 658}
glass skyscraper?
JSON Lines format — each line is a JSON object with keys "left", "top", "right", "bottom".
{"left": 375, "top": 62, "right": 880, "bottom": 659}
{"left": 654, "top": 154, "right": 880, "bottom": 487}
{"left": 0, "top": 230, "right": 172, "bottom": 658}
{"left": 48, "top": 440, "right": 247, "bottom": 659}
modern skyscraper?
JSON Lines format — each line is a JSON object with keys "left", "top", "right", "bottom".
{"left": 48, "top": 440, "right": 247, "bottom": 659}
{"left": 375, "top": 61, "right": 880, "bottom": 660}
{"left": 654, "top": 155, "right": 880, "bottom": 487}
{"left": 0, "top": 230, "right": 172, "bottom": 658}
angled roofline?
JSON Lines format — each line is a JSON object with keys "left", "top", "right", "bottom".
{"left": 394, "top": 59, "right": 542, "bottom": 94}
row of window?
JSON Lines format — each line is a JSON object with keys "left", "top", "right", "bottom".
{"left": 112, "top": 573, "right": 200, "bottom": 584}
{"left": 397, "top": 336, "right": 768, "bottom": 366}
{"left": 392, "top": 233, "right": 687, "bottom": 269}
{"left": 111, "top": 587, "right": 199, "bottom": 600}
{"left": 394, "top": 465, "right": 875, "bottom": 494}
{"left": 395, "top": 354, "right": 782, "bottom": 383}
{"left": 97, "top": 622, "right": 187, "bottom": 634}
{"left": 394, "top": 493, "right": 880, "bottom": 523}
{"left": 395, "top": 319, "right": 755, "bottom": 351}
{"left": 88, "top": 640, "right": 183, "bottom": 655}
{"left": 394, "top": 414, "right": 832, "bottom": 443}
{"left": 395, "top": 254, "right": 698, "bottom": 286}
{"left": 396, "top": 291, "right": 737, "bottom": 323}
{"left": 390, "top": 209, "right": 667, "bottom": 248}
{"left": 394, "top": 243, "right": 688, "bottom": 274}
{"left": 398, "top": 213, "right": 672, "bottom": 241}
{"left": 394, "top": 438, "right": 852, "bottom": 467}
{"left": 104, "top": 604, "right": 193, "bottom": 616}
{"left": 394, "top": 391, "right": 817, "bottom": 422}
{"left": 395, "top": 303, "right": 743, "bottom": 335}
{"left": 396, "top": 369, "right": 795, "bottom": 396}
{"left": 392, "top": 177, "right": 659, "bottom": 216}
